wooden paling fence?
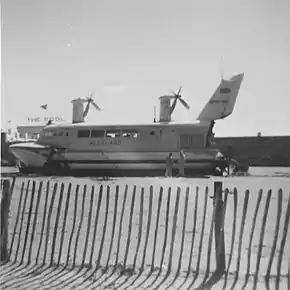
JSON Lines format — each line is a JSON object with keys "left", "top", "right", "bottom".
{"left": 0, "top": 178, "right": 289, "bottom": 290}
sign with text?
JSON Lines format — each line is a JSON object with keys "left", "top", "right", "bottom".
{"left": 89, "top": 139, "right": 122, "bottom": 146}
{"left": 27, "top": 116, "right": 65, "bottom": 123}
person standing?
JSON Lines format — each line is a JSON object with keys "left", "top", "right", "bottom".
{"left": 177, "top": 150, "right": 186, "bottom": 177}
{"left": 165, "top": 152, "right": 173, "bottom": 177}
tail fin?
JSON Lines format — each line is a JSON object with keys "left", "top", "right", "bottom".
{"left": 197, "top": 73, "right": 244, "bottom": 121}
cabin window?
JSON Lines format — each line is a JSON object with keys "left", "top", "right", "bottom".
{"left": 122, "top": 129, "right": 138, "bottom": 138}
{"left": 78, "top": 130, "right": 90, "bottom": 138}
{"left": 106, "top": 129, "right": 121, "bottom": 138}
{"left": 59, "top": 132, "right": 63, "bottom": 136}
{"left": 65, "top": 132, "right": 69, "bottom": 136}
{"left": 91, "top": 130, "right": 105, "bottom": 138}
{"left": 53, "top": 131, "right": 58, "bottom": 136}
{"left": 44, "top": 131, "right": 53, "bottom": 137}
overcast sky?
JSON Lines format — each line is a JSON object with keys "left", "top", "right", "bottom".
{"left": 2, "top": 0, "right": 290, "bottom": 136}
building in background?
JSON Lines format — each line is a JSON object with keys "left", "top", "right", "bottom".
{"left": 214, "top": 133, "right": 290, "bottom": 167}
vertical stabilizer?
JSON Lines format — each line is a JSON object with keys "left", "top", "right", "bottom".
{"left": 197, "top": 73, "right": 244, "bottom": 121}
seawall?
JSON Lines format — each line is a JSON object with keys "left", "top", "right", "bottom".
{"left": 215, "top": 135, "right": 290, "bottom": 167}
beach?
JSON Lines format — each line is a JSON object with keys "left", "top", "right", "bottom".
{"left": 1, "top": 167, "right": 289, "bottom": 289}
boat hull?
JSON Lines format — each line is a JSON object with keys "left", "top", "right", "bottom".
{"left": 9, "top": 143, "right": 50, "bottom": 168}
{"left": 9, "top": 142, "right": 225, "bottom": 176}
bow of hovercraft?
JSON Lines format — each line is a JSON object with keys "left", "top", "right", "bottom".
{"left": 9, "top": 142, "right": 51, "bottom": 173}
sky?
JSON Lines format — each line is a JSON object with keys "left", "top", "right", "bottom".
{"left": 1, "top": 0, "right": 290, "bottom": 137}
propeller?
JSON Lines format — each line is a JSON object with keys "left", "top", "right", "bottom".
{"left": 169, "top": 86, "right": 190, "bottom": 115}
{"left": 83, "top": 93, "right": 102, "bottom": 118}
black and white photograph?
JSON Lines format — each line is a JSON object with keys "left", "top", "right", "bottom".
{"left": 1, "top": 0, "right": 289, "bottom": 289}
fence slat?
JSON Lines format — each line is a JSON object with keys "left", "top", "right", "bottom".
{"left": 105, "top": 185, "right": 118, "bottom": 269}
{"left": 21, "top": 181, "right": 36, "bottom": 264}
{"left": 96, "top": 185, "right": 110, "bottom": 269}
{"left": 150, "top": 186, "right": 163, "bottom": 272}
{"left": 35, "top": 181, "right": 50, "bottom": 264}
{"left": 167, "top": 186, "right": 181, "bottom": 274}
{"left": 187, "top": 186, "right": 199, "bottom": 274}
{"left": 65, "top": 184, "right": 80, "bottom": 267}
{"left": 266, "top": 189, "right": 282, "bottom": 278}
{"left": 287, "top": 259, "right": 290, "bottom": 289}
{"left": 176, "top": 186, "right": 189, "bottom": 275}
{"left": 276, "top": 190, "right": 290, "bottom": 288}
{"left": 57, "top": 182, "right": 72, "bottom": 267}
{"left": 9, "top": 182, "right": 25, "bottom": 260}
{"left": 253, "top": 189, "right": 272, "bottom": 288}
{"left": 88, "top": 185, "right": 103, "bottom": 269}
{"left": 81, "top": 185, "right": 95, "bottom": 268}
{"left": 223, "top": 187, "right": 238, "bottom": 290}
{"left": 8, "top": 177, "right": 16, "bottom": 204}
{"left": 27, "top": 181, "right": 43, "bottom": 265}
{"left": 50, "top": 183, "right": 65, "bottom": 266}
{"left": 112, "top": 184, "right": 127, "bottom": 268}
{"left": 245, "top": 189, "right": 263, "bottom": 283}
{"left": 235, "top": 189, "right": 250, "bottom": 277}
{"left": 123, "top": 185, "right": 136, "bottom": 268}
{"left": 159, "top": 187, "right": 171, "bottom": 273}
{"left": 1, "top": 180, "right": 11, "bottom": 261}
{"left": 72, "top": 184, "right": 87, "bottom": 268}
{"left": 214, "top": 182, "right": 225, "bottom": 273}
{"left": 140, "top": 184, "right": 153, "bottom": 271}
{"left": 132, "top": 187, "right": 144, "bottom": 270}
{"left": 14, "top": 180, "right": 30, "bottom": 263}
{"left": 42, "top": 182, "right": 58, "bottom": 265}
{"left": 195, "top": 186, "right": 209, "bottom": 276}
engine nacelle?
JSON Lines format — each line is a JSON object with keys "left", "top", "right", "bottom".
{"left": 71, "top": 98, "right": 86, "bottom": 123}
{"left": 159, "top": 96, "right": 172, "bottom": 123}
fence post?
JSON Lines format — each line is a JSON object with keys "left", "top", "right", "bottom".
{"left": 1, "top": 179, "right": 11, "bottom": 261}
{"left": 214, "top": 181, "right": 226, "bottom": 273}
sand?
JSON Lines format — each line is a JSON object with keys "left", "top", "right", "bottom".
{"left": 0, "top": 173, "right": 289, "bottom": 289}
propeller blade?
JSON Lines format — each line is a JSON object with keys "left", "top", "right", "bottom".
{"left": 169, "top": 97, "right": 178, "bottom": 115}
{"left": 177, "top": 86, "right": 182, "bottom": 96}
{"left": 179, "top": 98, "right": 190, "bottom": 109}
{"left": 86, "top": 96, "right": 93, "bottom": 102}
{"left": 91, "top": 101, "right": 102, "bottom": 111}
{"left": 87, "top": 92, "right": 94, "bottom": 101}
{"left": 83, "top": 101, "right": 90, "bottom": 118}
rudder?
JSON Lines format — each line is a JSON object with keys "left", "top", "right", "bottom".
{"left": 197, "top": 73, "right": 244, "bottom": 121}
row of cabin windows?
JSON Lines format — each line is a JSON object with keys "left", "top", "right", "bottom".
{"left": 43, "top": 131, "right": 69, "bottom": 137}
{"left": 77, "top": 129, "right": 138, "bottom": 139}
{"left": 43, "top": 130, "right": 138, "bottom": 138}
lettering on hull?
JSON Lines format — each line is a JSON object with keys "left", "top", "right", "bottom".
{"left": 89, "top": 139, "right": 122, "bottom": 146}
{"left": 209, "top": 100, "right": 228, "bottom": 104}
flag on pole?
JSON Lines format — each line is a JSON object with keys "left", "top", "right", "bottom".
{"left": 41, "top": 104, "right": 48, "bottom": 110}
